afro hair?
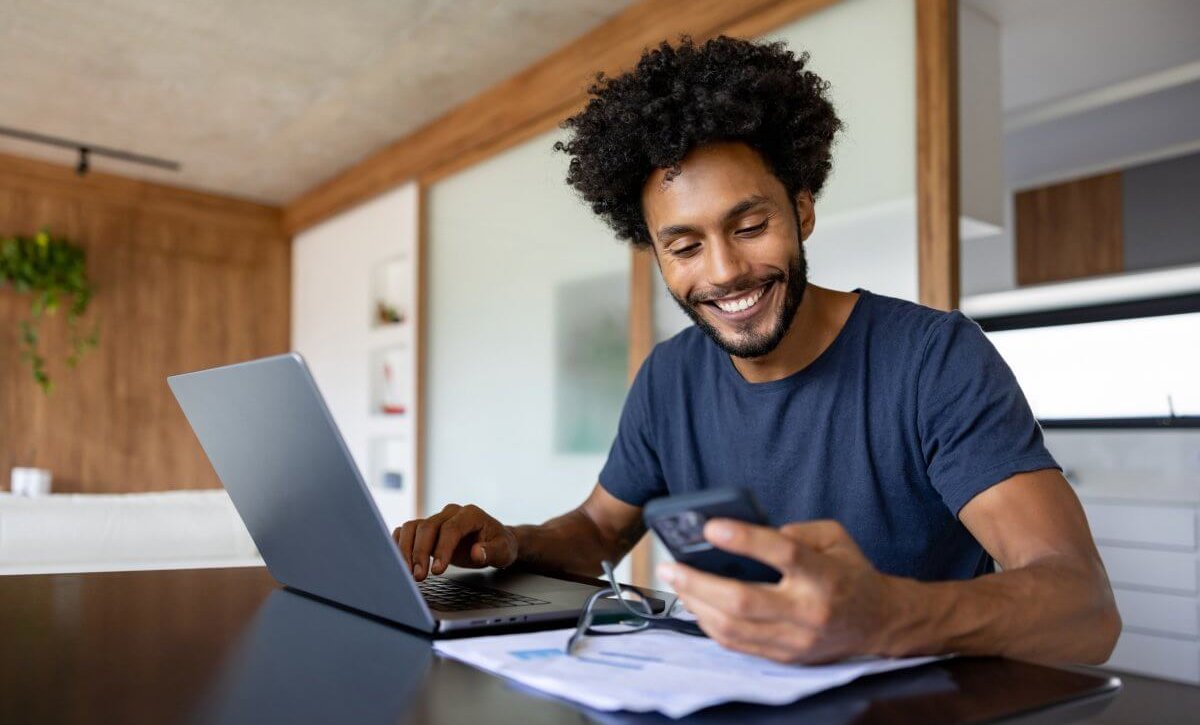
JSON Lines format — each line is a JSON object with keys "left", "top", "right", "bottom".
{"left": 554, "top": 35, "right": 843, "bottom": 248}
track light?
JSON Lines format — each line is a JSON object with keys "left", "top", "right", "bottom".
{"left": 0, "top": 125, "right": 180, "bottom": 174}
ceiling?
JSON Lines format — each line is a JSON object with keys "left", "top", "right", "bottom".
{"left": 965, "top": 0, "right": 1200, "bottom": 114}
{"left": 963, "top": 0, "right": 1200, "bottom": 188}
{"left": 0, "top": 0, "right": 634, "bottom": 204}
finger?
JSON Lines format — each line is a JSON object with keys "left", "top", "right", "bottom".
{"left": 394, "top": 521, "right": 418, "bottom": 566}
{"left": 432, "top": 509, "right": 486, "bottom": 574}
{"left": 411, "top": 505, "right": 461, "bottom": 580}
{"left": 778, "top": 520, "right": 851, "bottom": 554}
{"left": 703, "top": 519, "right": 821, "bottom": 575}
{"left": 659, "top": 563, "right": 789, "bottom": 622}
{"left": 684, "top": 595, "right": 835, "bottom": 664}
{"left": 683, "top": 595, "right": 806, "bottom": 662}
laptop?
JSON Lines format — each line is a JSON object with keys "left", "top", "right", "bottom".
{"left": 169, "top": 353, "right": 640, "bottom": 634}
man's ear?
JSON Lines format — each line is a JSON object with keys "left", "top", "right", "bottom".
{"left": 794, "top": 190, "right": 816, "bottom": 242}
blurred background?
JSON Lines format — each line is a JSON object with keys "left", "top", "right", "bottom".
{"left": 1, "top": 0, "right": 1197, "bottom": 692}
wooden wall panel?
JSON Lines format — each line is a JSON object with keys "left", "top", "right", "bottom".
{"left": 0, "top": 152, "right": 289, "bottom": 493}
{"left": 1015, "top": 172, "right": 1123, "bottom": 286}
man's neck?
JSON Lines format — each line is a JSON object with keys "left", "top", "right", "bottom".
{"left": 730, "top": 285, "right": 860, "bottom": 384}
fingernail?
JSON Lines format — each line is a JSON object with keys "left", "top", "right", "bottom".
{"left": 414, "top": 563, "right": 423, "bottom": 579}
{"left": 657, "top": 564, "right": 677, "bottom": 584}
{"left": 478, "top": 546, "right": 487, "bottom": 563}
{"left": 432, "top": 558, "right": 442, "bottom": 572}
{"left": 706, "top": 521, "right": 734, "bottom": 542}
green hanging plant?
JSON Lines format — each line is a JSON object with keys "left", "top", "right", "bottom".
{"left": 0, "top": 229, "right": 98, "bottom": 393}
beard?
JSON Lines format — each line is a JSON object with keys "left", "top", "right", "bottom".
{"left": 668, "top": 248, "right": 808, "bottom": 359}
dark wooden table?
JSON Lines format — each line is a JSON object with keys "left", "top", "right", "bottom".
{"left": 0, "top": 567, "right": 1120, "bottom": 724}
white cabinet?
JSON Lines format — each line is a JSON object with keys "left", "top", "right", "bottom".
{"left": 1086, "top": 501, "right": 1196, "bottom": 549}
{"left": 1080, "top": 496, "right": 1200, "bottom": 684}
{"left": 1109, "top": 630, "right": 1200, "bottom": 683}
{"left": 1098, "top": 545, "right": 1198, "bottom": 594}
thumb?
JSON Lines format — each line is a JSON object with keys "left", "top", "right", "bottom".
{"left": 470, "top": 542, "right": 490, "bottom": 565}
{"left": 472, "top": 526, "right": 516, "bottom": 567}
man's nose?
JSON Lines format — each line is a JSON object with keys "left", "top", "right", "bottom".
{"left": 705, "top": 237, "right": 751, "bottom": 290}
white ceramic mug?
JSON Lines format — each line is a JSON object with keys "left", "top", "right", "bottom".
{"left": 10, "top": 467, "right": 52, "bottom": 497}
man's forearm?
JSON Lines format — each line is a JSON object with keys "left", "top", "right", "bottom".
{"left": 879, "top": 554, "right": 1120, "bottom": 664}
{"left": 508, "top": 507, "right": 644, "bottom": 578}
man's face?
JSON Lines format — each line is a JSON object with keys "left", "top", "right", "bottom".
{"left": 641, "top": 142, "right": 814, "bottom": 359}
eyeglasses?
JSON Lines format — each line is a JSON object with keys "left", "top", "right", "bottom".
{"left": 564, "top": 560, "right": 706, "bottom": 656}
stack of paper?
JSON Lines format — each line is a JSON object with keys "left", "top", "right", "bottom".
{"left": 434, "top": 628, "right": 940, "bottom": 718}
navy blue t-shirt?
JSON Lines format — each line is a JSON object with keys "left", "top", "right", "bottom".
{"left": 599, "top": 289, "right": 1060, "bottom": 581}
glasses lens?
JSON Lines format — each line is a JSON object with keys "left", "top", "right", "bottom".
{"left": 618, "top": 587, "right": 652, "bottom": 612}
{"left": 587, "top": 620, "right": 649, "bottom": 634}
{"left": 583, "top": 588, "right": 651, "bottom": 633}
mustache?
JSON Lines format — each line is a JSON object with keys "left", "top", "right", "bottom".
{"left": 687, "top": 272, "right": 784, "bottom": 305}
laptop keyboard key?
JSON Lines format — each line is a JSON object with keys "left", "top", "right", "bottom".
{"left": 417, "top": 576, "right": 551, "bottom": 612}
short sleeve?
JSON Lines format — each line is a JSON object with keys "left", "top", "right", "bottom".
{"left": 917, "top": 312, "right": 1061, "bottom": 516}
{"left": 598, "top": 351, "right": 668, "bottom": 507}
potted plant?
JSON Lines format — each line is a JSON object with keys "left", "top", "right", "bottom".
{"left": 1, "top": 229, "right": 98, "bottom": 496}
{"left": 0, "top": 229, "right": 97, "bottom": 393}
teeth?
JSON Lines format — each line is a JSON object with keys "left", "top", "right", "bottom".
{"left": 714, "top": 285, "right": 766, "bottom": 313}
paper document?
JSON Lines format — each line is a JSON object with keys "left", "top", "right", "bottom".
{"left": 434, "top": 628, "right": 940, "bottom": 718}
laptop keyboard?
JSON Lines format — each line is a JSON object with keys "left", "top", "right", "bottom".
{"left": 418, "top": 576, "right": 551, "bottom": 612}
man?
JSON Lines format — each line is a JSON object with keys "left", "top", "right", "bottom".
{"left": 395, "top": 36, "right": 1119, "bottom": 665}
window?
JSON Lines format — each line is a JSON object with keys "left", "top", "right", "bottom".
{"left": 975, "top": 294, "right": 1200, "bottom": 428}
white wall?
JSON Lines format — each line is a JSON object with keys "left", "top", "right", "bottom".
{"left": 763, "top": 0, "right": 915, "bottom": 218}
{"left": 961, "top": 0, "right": 1200, "bottom": 297}
{"left": 291, "top": 182, "right": 419, "bottom": 528}
{"left": 961, "top": 195, "right": 1016, "bottom": 296}
{"left": 763, "top": 0, "right": 919, "bottom": 302}
{"left": 967, "top": 0, "right": 1200, "bottom": 114}
{"left": 959, "top": 2, "right": 1004, "bottom": 230}
{"left": 424, "top": 129, "right": 628, "bottom": 530}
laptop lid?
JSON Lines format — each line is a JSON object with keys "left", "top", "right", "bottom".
{"left": 168, "top": 353, "right": 437, "bottom": 633}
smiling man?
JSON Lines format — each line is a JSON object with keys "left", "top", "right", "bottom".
{"left": 395, "top": 36, "right": 1119, "bottom": 664}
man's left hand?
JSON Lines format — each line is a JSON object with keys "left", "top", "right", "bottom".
{"left": 657, "top": 519, "right": 904, "bottom": 664}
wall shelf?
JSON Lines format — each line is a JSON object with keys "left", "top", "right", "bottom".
{"left": 961, "top": 262, "right": 1200, "bottom": 319}
{"left": 292, "top": 182, "right": 420, "bottom": 529}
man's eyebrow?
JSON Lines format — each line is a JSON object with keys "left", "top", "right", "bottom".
{"left": 723, "top": 195, "right": 772, "bottom": 221}
{"left": 655, "top": 195, "right": 773, "bottom": 243}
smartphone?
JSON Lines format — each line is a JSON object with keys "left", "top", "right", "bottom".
{"left": 643, "top": 488, "right": 782, "bottom": 583}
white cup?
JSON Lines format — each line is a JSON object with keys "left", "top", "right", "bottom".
{"left": 10, "top": 467, "right": 52, "bottom": 497}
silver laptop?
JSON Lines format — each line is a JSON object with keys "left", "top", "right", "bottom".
{"left": 168, "top": 353, "right": 627, "bottom": 634}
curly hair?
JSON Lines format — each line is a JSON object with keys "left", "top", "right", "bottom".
{"left": 554, "top": 35, "right": 843, "bottom": 248}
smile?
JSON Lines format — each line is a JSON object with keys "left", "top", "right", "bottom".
{"left": 708, "top": 283, "right": 770, "bottom": 314}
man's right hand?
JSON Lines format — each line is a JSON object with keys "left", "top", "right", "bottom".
{"left": 392, "top": 503, "right": 518, "bottom": 581}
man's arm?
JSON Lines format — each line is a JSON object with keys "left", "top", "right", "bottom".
{"left": 509, "top": 484, "right": 647, "bottom": 577}
{"left": 393, "top": 483, "right": 644, "bottom": 581}
{"left": 887, "top": 469, "right": 1120, "bottom": 663}
{"left": 659, "top": 469, "right": 1121, "bottom": 665}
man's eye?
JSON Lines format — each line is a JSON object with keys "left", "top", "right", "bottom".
{"left": 671, "top": 244, "right": 700, "bottom": 257}
{"left": 736, "top": 221, "right": 768, "bottom": 236}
